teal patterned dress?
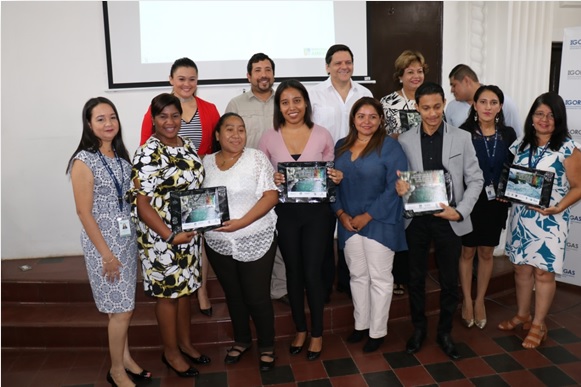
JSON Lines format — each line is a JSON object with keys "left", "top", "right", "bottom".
{"left": 130, "top": 136, "right": 205, "bottom": 298}
{"left": 506, "top": 137, "right": 578, "bottom": 274}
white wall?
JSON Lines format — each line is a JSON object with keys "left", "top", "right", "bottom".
{"left": 2, "top": 1, "right": 581, "bottom": 259}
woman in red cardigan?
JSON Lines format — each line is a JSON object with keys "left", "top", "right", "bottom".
{"left": 140, "top": 57, "right": 220, "bottom": 316}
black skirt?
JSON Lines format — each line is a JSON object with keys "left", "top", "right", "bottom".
{"left": 461, "top": 190, "right": 510, "bottom": 247}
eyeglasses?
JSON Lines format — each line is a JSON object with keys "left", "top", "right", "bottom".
{"left": 533, "top": 111, "right": 554, "bottom": 121}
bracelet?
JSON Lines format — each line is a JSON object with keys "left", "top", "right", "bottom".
{"left": 338, "top": 212, "right": 347, "bottom": 219}
{"left": 165, "top": 231, "right": 177, "bottom": 244}
{"left": 337, "top": 210, "right": 344, "bottom": 218}
{"left": 102, "top": 256, "right": 115, "bottom": 264}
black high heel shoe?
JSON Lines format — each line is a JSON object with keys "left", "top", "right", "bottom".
{"left": 179, "top": 348, "right": 211, "bottom": 365}
{"left": 259, "top": 352, "right": 275, "bottom": 372}
{"left": 106, "top": 371, "right": 118, "bottom": 387}
{"left": 161, "top": 354, "right": 199, "bottom": 377}
{"left": 125, "top": 368, "right": 152, "bottom": 381}
{"left": 200, "top": 306, "right": 213, "bottom": 317}
{"left": 289, "top": 332, "right": 307, "bottom": 355}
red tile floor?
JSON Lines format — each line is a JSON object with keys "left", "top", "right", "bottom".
{"left": 3, "top": 283, "right": 581, "bottom": 387}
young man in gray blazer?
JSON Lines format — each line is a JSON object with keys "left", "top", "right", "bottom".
{"left": 396, "top": 82, "right": 484, "bottom": 360}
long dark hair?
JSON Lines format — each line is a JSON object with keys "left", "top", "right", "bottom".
{"left": 66, "top": 97, "right": 130, "bottom": 174}
{"left": 273, "top": 80, "right": 314, "bottom": 130}
{"left": 520, "top": 92, "right": 569, "bottom": 153}
{"left": 461, "top": 85, "right": 506, "bottom": 134}
{"left": 336, "top": 97, "right": 386, "bottom": 158}
{"left": 211, "top": 112, "right": 245, "bottom": 152}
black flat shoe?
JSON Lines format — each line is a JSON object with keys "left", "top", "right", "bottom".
{"left": 363, "top": 337, "right": 384, "bottom": 353}
{"left": 259, "top": 352, "right": 275, "bottom": 372}
{"left": 125, "top": 368, "right": 152, "bottom": 381}
{"left": 346, "top": 328, "right": 369, "bottom": 343}
{"left": 224, "top": 346, "right": 250, "bottom": 364}
{"left": 289, "top": 332, "right": 307, "bottom": 355}
{"left": 306, "top": 350, "right": 321, "bottom": 361}
{"left": 179, "top": 348, "right": 211, "bottom": 365}
{"left": 200, "top": 307, "right": 213, "bottom": 317}
{"left": 405, "top": 329, "right": 426, "bottom": 354}
{"left": 161, "top": 354, "right": 199, "bottom": 377}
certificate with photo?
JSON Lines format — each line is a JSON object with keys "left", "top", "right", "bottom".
{"left": 398, "top": 110, "right": 421, "bottom": 133}
{"left": 277, "top": 161, "right": 336, "bottom": 203}
{"left": 400, "top": 170, "right": 449, "bottom": 217}
{"left": 169, "top": 186, "right": 230, "bottom": 232}
{"left": 497, "top": 164, "right": 554, "bottom": 208}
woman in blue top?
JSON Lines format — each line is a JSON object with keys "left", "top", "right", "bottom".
{"left": 331, "top": 97, "right": 408, "bottom": 353}
{"left": 458, "top": 85, "right": 517, "bottom": 330}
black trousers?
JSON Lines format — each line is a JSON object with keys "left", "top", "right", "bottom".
{"left": 406, "top": 216, "right": 461, "bottom": 335}
{"left": 205, "top": 236, "right": 277, "bottom": 352}
{"left": 276, "top": 203, "right": 332, "bottom": 338}
{"left": 392, "top": 250, "right": 410, "bottom": 285}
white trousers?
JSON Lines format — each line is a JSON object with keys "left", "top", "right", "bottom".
{"left": 344, "top": 234, "right": 394, "bottom": 338}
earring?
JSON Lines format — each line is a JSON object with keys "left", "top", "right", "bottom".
{"left": 474, "top": 113, "right": 478, "bottom": 122}
{"left": 399, "top": 79, "right": 403, "bottom": 84}
{"left": 495, "top": 115, "right": 499, "bottom": 124}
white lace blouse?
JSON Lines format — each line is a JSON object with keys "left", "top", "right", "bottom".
{"left": 202, "top": 148, "right": 278, "bottom": 262}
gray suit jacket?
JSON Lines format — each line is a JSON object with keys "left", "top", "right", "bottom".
{"left": 398, "top": 122, "right": 484, "bottom": 236}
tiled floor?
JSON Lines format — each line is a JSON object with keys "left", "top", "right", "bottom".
{"left": 3, "top": 283, "right": 581, "bottom": 387}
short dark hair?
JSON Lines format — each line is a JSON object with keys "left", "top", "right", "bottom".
{"left": 325, "top": 44, "right": 353, "bottom": 65}
{"left": 415, "top": 82, "right": 445, "bottom": 104}
{"left": 246, "top": 53, "right": 275, "bottom": 75}
{"left": 449, "top": 64, "right": 479, "bottom": 82}
{"left": 461, "top": 85, "right": 507, "bottom": 132}
{"left": 520, "top": 92, "right": 570, "bottom": 153}
{"left": 273, "top": 80, "right": 314, "bottom": 130}
{"left": 66, "top": 97, "right": 130, "bottom": 173}
{"left": 170, "top": 57, "right": 198, "bottom": 77}
{"left": 151, "top": 93, "right": 183, "bottom": 119}
{"left": 212, "top": 112, "right": 245, "bottom": 152}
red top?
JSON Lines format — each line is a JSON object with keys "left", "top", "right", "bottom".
{"left": 139, "top": 96, "right": 220, "bottom": 156}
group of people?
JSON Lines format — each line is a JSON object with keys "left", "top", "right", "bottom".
{"left": 68, "top": 44, "right": 581, "bottom": 386}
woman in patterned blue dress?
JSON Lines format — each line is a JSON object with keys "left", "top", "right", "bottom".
{"left": 131, "top": 93, "right": 210, "bottom": 378}
{"left": 499, "top": 92, "right": 581, "bottom": 349}
{"left": 68, "top": 97, "right": 150, "bottom": 387}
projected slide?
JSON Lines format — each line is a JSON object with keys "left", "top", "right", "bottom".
{"left": 139, "top": 1, "right": 334, "bottom": 64}
{"left": 104, "top": 1, "right": 367, "bottom": 86}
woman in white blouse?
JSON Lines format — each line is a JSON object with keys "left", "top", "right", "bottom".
{"left": 202, "top": 112, "right": 279, "bottom": 372}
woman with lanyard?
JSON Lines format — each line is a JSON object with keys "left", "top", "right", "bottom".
{"left": 458, "top": 86, "right": 516, "bottom": 330}
{"left": 499, "top": 92, "right": 581, "bottom": 348}
{"left": 379, "top": 50, "right": 428, "bottom": 296}
{"left": 68, "top": 97, "right": 150, "bottom": 387}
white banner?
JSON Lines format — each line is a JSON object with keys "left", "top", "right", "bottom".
{"left": 557, "top": 26, "right": 581, "bottom": 286}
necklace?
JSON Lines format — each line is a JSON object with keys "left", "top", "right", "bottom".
{"left": 178, "top": 96, "right": 194, "bottom": 103}
{"left": 357, "top": 137, "right": 370, "bottom": 143}
{"left": 219, "top": 150, "right": 243, "bottom": 167}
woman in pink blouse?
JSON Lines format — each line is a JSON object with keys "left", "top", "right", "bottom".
{"left": 258, "top": 80, "right": 342, "bottom": 361}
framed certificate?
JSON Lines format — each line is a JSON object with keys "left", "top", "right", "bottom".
{"left": 400, "top": 170, "right": 449, "bottom": 217}
{"left": 169, "top": 186, "right": 230, "bottom": 232}
{"left": 398, "top": 110, "right": 421, "bottom": 133}
{"left": 497, "top": 164, "right": 554, "bottom": 208}
{"left": 277, "top": 161, "right": 336, "bottom": 203}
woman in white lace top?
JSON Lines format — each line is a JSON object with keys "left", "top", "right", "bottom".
{"left": 202, "top": 112, "right": 279, "bottom": 372}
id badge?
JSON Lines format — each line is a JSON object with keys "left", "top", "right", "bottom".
{"left": 118, "top": 218, "right": 131, "bottom": 237}
{"left": 485, "top": 184, "right": 496, "bottom": 201}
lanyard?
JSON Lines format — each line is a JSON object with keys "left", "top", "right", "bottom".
{"left": 97, "top": 150, "right": 125, "bottom": 212}
{"left": 479, "top": 130, "right": 498, "bottom": 160}
{"left": 528, "top": 142, "right": 550, "bottom": 169}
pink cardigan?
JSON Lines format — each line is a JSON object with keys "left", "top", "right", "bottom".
{"left": 257, "top": 124, "right": 335, "bottom": 168}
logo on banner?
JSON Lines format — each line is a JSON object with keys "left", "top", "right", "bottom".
{"left": 566, "top": 241, "right": 579, "bottom": 250}
{"left": 565, "top": 100, "right": 581, "bottom": 109}
{"left": 568, "top": 69, "right": 581, "bottom": 80}
{"left": 562, "top": 268, "right": 576, "bottom": 277}
{"left": 570, "top": 39, "right": 581, "bottom": 49}
{"left": 571, "top": 215, "right": 581, "bottom": 224}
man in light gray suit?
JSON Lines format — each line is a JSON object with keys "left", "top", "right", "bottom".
{"left": 397, "top": 82, "right": 483, "bottom": 360}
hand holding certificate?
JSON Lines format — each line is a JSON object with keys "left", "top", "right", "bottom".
{"left": 497, "top": 164, "right": 554, "bottom": 209}
{"left": 398, "top": 170, "right": 449, "bottom": 218}
{"left": 169, "top": 186, "right": 230, "bottom": 232}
